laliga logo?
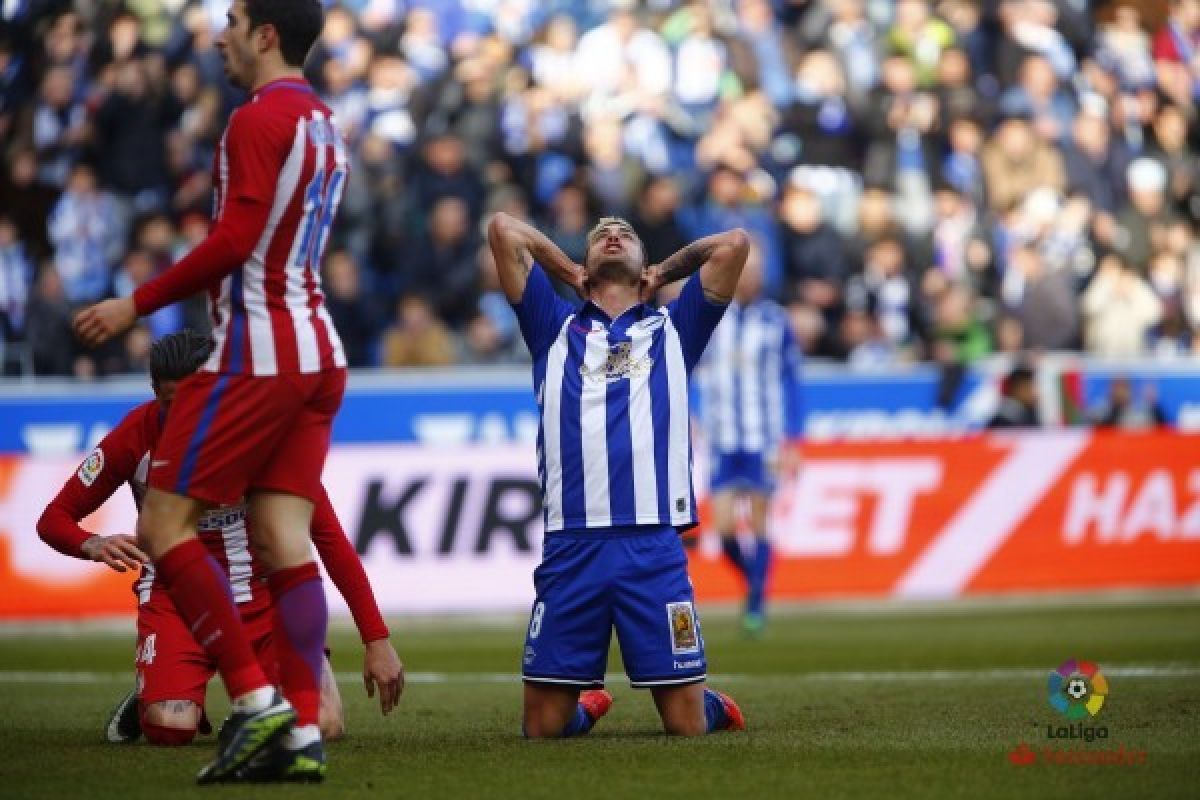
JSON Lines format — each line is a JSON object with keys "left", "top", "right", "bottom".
{"left": 1048, "top": 659, "right": 1108, "bottom": 719}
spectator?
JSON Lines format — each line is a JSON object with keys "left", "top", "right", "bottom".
{"left": 844, "top": 236, "right": 921, "bottom": 355}
{"left": 1116, "top": 158, "right": 1179, "bottom": 271}
{"left": 1062, "top": 93, "right": 1130, "bottom": 216}
{"left": 998, "top": 53, "right": 1076, "bottom": 142}
{"left": 112, "top": 248, "right": 181, "bottom": 340}
{"left": 381, "top": 294, "right": 456, "bottom": 368}
{"left": 323, "top": 249, "right": 382, "bottom": 369}
{"left": 19, "top": 65, "right": 87, "bottom": 189}
{"left": 1089, "top": 376, "right": 1167, "bottom": 429}
{"left": 1152, "top": 0, "right": 1200, "bottom": 109}
{"left": 987, "top": 364, "right": 1041, "bottom": 429}
{"left": 931, "top": 282, "right": 990, "bottom": 365}
{"left": 0, "top": 215, "right": 34, "bottom": 348}
{"left": 1001, "top": 244, "right": 1078, "bottom": 351}
{"left": 980, "top": 111, "right": 1065, "bottom": 215}
{"left": 407, "top": 195, "right": 479, "bottom": 327}
{"left": 25, "top": 266, "right": 76, "bottom": 376}
{"left": 1081, "top": 253, "right": 1162, "bottom": 358}
{"left": 0, "top": 148, "right": 57, "bottom": 261}
{"left": 47, "top": 162, "right": 127, "bottom": 305}
{"left": 887, "top": 0, "right": 956, "bottom": 89}
{"left": 779, "top": 184, "right": 848, "bottom": 316}
{"left": 629, "top": 176, "right": 687, "bottom": 266}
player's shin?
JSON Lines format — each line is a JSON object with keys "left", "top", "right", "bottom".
{"left": 268, "top": 562, "right": 328, "bottom": 747}
{"left": 156, "top": 538, "right": 271, "bottom": 702}
{"left": 747, "top": 537, "right": 772, "bottom": 617}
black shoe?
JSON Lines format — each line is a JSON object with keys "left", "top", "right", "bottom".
{"left": 104, "top": 688, "right": 141, "bottom": 744}
{"left": 235, "top": 739, "right": 326, "bottom": 783}
{"left": 195, "top": 691, "right": 295, "bottom": 785}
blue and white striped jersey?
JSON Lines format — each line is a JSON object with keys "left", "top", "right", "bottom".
{"left": 513, "top": 266, "right": 728, "bottom": 533}
{"left": 695, "top": 298, "right": 802, "bottom": 455}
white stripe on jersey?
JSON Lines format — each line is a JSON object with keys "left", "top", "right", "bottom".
{"left": 712, "top": 316, "right": 737, "bottom": 452}
{"left": 312, "top": 116, "right": 349, "bottom": 368}
{"left": 738, "top": 314, "right": 766, "bottom": 451}
{"left": 663, "top": 318, "right": 691, "bottom": 525}
{"left": 205, "top": 130, "right": 234, "bottom": 373}
{"left": 541, "top": 318, "right": 571, "bottom": 531}
{"left": 580, "top": 324, "right": 611, "bottom": 527}
{"left": 627, "top": 324, "right": 659, "bottom": 522}
{"left": 245, "top": 115, "right": 307, "bottom": 376}
{"left": 283, "top": 114, "right": 322, "bottom": 373}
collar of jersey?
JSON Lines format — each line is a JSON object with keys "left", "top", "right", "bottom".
{"left": 577, "top": 299, "right": 659, "bottom": 331}
{"left": 253, "top": 77, "right": 315, "bottom": 98}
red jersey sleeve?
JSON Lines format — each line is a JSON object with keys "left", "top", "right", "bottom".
{"left": 37, "top": 403, "right": 157, "bottom": 559}
{"left": 133, "top": 106, "right": 286, "bottom": 315}
{"left": 1152, "top": 27, "right": 1182, "bottom": 62}
{"left": 310, "top": 486, "right": 390, "bottom": 643}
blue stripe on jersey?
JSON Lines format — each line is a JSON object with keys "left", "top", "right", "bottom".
{"left": 559, "top": 322, "right": 587, "bottom": 521}
{"left": 228, "top": 271, "right": 246, "bottom": 374}
{"left": 605, "top": 331, "right": 635, "bottom": 524}
{"left": 647, "top": 330, "right": 671, "bottom": 521}
{"left": 175, "top": 375, "right": 231, "bottom": 495}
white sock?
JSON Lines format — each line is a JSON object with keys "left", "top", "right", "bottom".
{"left": 231, "top": 686, "right": 275, "bottom": 714}
{"left": 283, "top": 724, "right": 320, "bottom": 750}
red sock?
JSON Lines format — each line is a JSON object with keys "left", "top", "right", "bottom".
{"left": 268, "top": 562, "right": 327, "bottom": 728}
{"left": 156, "top": 538, "right": 269, "bottom": 700}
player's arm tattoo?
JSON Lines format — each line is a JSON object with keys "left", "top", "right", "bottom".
{"left": 656, "top": 241, "right": 720, "bottom": 286}
{"left": 655, "top": 232, "right": 745, "bottom": 304}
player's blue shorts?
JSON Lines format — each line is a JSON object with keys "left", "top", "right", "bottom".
{"left": 521, "top": 526, "right": 707, "bottom": 690}
{"left": 709, "top": 450, "right": 773, "bottom": 493}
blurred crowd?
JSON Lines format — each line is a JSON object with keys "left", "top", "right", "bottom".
{"left": 0, "top": 0, "right": 1198, "bottom": 378}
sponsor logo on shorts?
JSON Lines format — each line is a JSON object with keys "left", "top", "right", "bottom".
{"left": 673, "top": 659, "right": 704, "bottom": 670}
{"left": 667, "top": 601, "right": 700, "bottom": 655}
{"left": 77, "top": 448, "right": 104, "bottom": 486}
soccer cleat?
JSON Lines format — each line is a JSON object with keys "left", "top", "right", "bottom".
{"left": 578, "top": 689, "right": 614, "bottom": 724}
{"left": 235, "top": 739, "right": 326, "bottom": 783}
{"left": 742, "top": 612, "right": 766, "bottom": 638}
{"left": 195, "top": 691, "right": 295, "bottom": 785}
{"left": 104, "top": 688, "right": 142, "bottom": 744}
{"left": 714, "top": 691, "right": 746, "bottom": 732}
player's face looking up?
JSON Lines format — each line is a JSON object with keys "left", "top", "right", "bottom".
{"left": 584, "top": 219, "right": 645, "bottom": 288}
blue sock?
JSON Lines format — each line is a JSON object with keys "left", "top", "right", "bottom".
{"left": 721, "top": 536, "right": 748, "bottom": 577}
{"left": 747, "top": 538, "right": 771, "bottom": 617}
{"left": 703, "top": 688, "right": 730, "bottom": 733}
{"left": 559, "top": 704, "right": 596, "bottom": 738}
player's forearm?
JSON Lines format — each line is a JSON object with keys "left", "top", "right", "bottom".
{"left": 133, "top": 197, "right": 268, "bottom": 315}
{"left": 658, "top": 229, "right": 749, "bottom": 302}
{"left": 36, "top": 504, "right": 93, "bottom": 560}
{"left": 311, "top": 495, "right": 390, "bottom": 642}
{"left": 488, "top": 212, "right": 579, "bottom": 287}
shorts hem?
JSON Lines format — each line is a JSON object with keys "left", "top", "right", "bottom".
{"left": 522, "top": 675, "right": 605, "bottom": 689}
{"left": 628, "top": 674, "right": 706, "bottom": 689}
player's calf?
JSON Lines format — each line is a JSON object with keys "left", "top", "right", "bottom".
{"left": 142, "top": 699, "right": 203, "bottom": 746}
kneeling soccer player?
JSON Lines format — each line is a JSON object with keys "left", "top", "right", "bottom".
{"left": 37, "top": 331, "right": 404, "bottom": 753}
{"left": 488, "top": 211, "right": 748, "bottom": 737}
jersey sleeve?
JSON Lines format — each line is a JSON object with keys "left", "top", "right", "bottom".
{"left": 310, "top": 487, "right": 390, "bottom": 644}
{"left": 666, "top": 273, "right": 730, "bottom": 373}
{"left": 511, "top": 264, "right": 575, "bottom": 361}
{"left": 133, "top": 108, "right": 283, "bottom": 315}
{"left": 36, "top": 407, "right": 149, "bottom": 559}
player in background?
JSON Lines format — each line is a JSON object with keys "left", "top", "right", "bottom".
{"left": 74, "top": 0, "right": 350, "bottom": 782}
{"left": 694, "top": 245, "right": 802, "bottom": 636}
{"left": 488, "top": 211, "right": 748, "bottom": 739}
{"left": 36, "top": 331, "right": 403, "bottom": 748}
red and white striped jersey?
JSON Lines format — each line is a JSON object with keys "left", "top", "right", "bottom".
{"left": 37, "top": 401, "right": 269, "bottom": 607}
{"left": 204, "top": 78, "right": 347, "bottom": 375}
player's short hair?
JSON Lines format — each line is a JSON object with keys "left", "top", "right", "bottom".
{"left": 244, "top": 0, "right": 324, "bottom": 67}
{"left": 586, "top": 216, "right": 646, "bottom": 266}
{"left": 150, "top": 330, "right": 215, "bottom": 385}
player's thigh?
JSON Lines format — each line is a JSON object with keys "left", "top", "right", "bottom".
{"left": 136, "top": 488, "right": 207, "bottom": 559}
{"left": 251, "top": 369, "right": 345, "bottom": 506}
{"left": 650, "top": 682, "right": 707, "bottom": 736}
{"left": 521, "top": 536, "right": 612, "bottom": 688}
{"left": 710, "top": 490, "right": 738, "bottom": 535}
{"left": 746, "top": 490, "right": 770, "bottom": 532}
{"left": 247, "top": 491, "right": 316, "bottom": 571}
{"left": 612, "top": 530, "right": 707, "bottom": 689}
{"left": 149, "top": 372, "right": 305, "bottom": 507}
{"left": 136, "top": 593, "right": 212, "bottom": 715}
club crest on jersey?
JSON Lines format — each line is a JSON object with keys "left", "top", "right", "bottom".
{"left": 667, "top": 602, "right": 700, "bottom": 655}
{"left": 580, "top": 342, "right": 652, "bottom": 384}
{"left": 77, "top": 448, "right": 104, "bottom": 487}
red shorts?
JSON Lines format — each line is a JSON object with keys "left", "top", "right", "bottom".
{"left": 148, "top": 369, "right": 345, "bottom": 505}
{"left": 135, "top": 589, "right": 276, "bottom": 708}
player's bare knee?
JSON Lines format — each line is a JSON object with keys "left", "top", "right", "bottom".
{"left": 662, "top": 714, "right": 707, "bottom": 737}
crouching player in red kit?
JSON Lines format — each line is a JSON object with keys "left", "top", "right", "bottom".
{"left": 37, "top": 332, "right": 404, "bottom": 749}
{"left": 74, "top": 1, "right": 356, "bottom": 781}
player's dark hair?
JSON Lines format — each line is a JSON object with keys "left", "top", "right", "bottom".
{"left": 244, "top": 0, "right": 324, "bottom": 67}
{"left": 150, "top": 330, "right": 215, "bottom": 385}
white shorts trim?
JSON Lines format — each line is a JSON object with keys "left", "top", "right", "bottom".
{"left": 522, "top": 674, "right": 605, "bottom": 689}
{"left": 628, "top": 674, "right": 707, "bottom": 689}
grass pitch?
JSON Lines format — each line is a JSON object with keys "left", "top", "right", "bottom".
{"left": 1, "top": 596, "right": 1197, "bottom": 799}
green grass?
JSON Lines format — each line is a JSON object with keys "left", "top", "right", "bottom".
{"left": 1, "top": 598, "right": 1198, "bottom": 799}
